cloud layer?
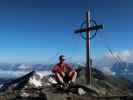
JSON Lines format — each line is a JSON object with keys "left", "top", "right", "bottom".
{"left": 94, "top": 49, "right": 133, "bottom": 75}
{"left": 0, "top": 70, "right": 52, "bottom": 78}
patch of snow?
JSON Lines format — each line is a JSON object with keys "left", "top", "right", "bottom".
{"left": 78, "top": 88, "right": 86, "bottom": 95}
{"left": 48, "top": 77, "right": 57, "bottom": 84}
{"left": 35, "top": 72, "right": 44, "bottom": 79}
{"left": 28, "top": 71, "right": 52, "bottom": 87}
{"left": 29, "top": 76, "right": 42, "bottom": 87}
{"left": 21, "top": 92, "right": 30, "bottom": 97}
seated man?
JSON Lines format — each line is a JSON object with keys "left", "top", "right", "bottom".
{"left": 52, "top": 55, "right": 77, "bottom": 86}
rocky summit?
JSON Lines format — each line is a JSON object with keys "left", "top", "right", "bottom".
{"left": 0, "top": 67, "right": 133, "bottom": 100}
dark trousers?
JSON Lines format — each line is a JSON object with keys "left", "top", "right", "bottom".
{"left": 55, "top": 73, "right": 72, "bottom": 84}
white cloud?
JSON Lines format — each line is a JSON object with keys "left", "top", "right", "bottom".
{"left": 105, "top": 49, "right": 133, "bottom": 62}
{"left": 0, "top": 70, "right": 51, "bottom": 78}
{"left": 94, "top": 49, "right": 133, "bottom": 75}
{"left": 102, "top": 67, "right": 116, "bottom": 75}
{"left": 17, "top": 64, "right": 32, "bottom": 70}
{"left": 95, "top": 49, "right": 133, "bottom": 66}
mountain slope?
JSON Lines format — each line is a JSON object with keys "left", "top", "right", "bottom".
{"left": 0, "top": 67, "right": 133, "bottom": 100}
{"left": 76, "top": 67, "right": 133, "bottom": 96}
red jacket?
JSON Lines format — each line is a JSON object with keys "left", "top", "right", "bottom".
{"left": 52, "top": 63, "right": 75, "bottom": 74}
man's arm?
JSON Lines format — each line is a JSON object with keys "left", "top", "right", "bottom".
{"left": 52, "top": 65, "right": 60, "bottom": 73}
{"left": 55, "top": 73, "right": 64, "bottom": 84}
{"left": 52, "top": 65, "right": 65, "bottom": 84}
{"left": 65, "top": 64, "right": 76, "bottom": 75}
{"left": 65, "top": 64, "right": 75, "bottom": 72}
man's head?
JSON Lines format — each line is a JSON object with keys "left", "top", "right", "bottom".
{"left": 59, "top": 55, "right": 66, "bottom": 63}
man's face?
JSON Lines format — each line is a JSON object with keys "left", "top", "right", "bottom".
{"left": 60, "top": 59, "right": 65, "bottom": 63}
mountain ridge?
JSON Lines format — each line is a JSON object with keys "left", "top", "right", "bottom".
{"left": 0, "top": 67, "right": 133, "bottom": 100}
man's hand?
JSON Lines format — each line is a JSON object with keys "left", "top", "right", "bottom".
{"left": 61, "top": 72, "right": 65, "bottom": 77}
{"left": 56, "top": 73, "right": 64, "bottom": 84}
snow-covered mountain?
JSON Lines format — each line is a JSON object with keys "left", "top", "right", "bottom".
{"left": 0, "top": 71, "right": 55, "bottom": 91}
{"left": 0, "top": 70, "right": 59, "bottom": 99}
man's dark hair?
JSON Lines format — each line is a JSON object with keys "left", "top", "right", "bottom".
{"left": 59, "top": 55, "right": 65, "bottom": 60}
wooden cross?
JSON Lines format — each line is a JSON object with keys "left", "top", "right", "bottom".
{"left": 74, "top": 10, "right": 103, "bottom": 85}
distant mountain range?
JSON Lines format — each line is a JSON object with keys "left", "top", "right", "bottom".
{"left": 0, "top": 63, "right": 52, "bottom": 71}
{"left": 111, "top": 62, "right": 133, "bottom": 82}
{"left": 0, "top": 62, "right": 133, "bottom": 82}
{"left": 0, "top": 63, "right": 79, "bottom": 78}
{"left": 0, "top": 63, "right": 79, "bottom": 71}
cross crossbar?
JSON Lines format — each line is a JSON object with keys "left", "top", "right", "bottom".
{"left": 74, "top": 24, "right": 103, "bottom": 34}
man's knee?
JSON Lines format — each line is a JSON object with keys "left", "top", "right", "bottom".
{"left": 70, "top": 71, "right": 77, "bottom": 77}
{"left": 71, "top": 71, "right": 77, "bottom": 82}
{"left": 73, "top": 71, "right": 77, "bottom": 78}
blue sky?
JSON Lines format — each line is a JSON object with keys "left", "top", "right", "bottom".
{"left": 0, "top": 0, "right": 132, "bottom": 63}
